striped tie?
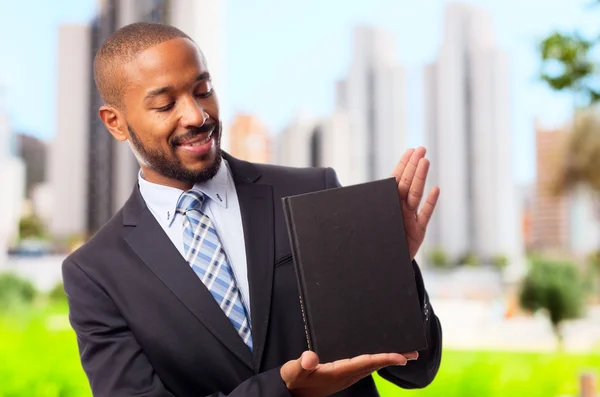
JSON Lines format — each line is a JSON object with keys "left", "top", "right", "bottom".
{"left": 176, "top": 188, "right": 253, "bottom": 351}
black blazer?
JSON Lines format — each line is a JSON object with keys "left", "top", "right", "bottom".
{"left": 63, "top": 153, "right": 442, "bottom": 397}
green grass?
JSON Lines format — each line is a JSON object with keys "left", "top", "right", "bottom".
{"left": 375, "top": 349, "right": 600, "bottom": 397}
{"left": 1, "top": 306, "right": 598, "bottom": 397}
{"left": 0, "top": 304, "right": 92, "bottom": 397}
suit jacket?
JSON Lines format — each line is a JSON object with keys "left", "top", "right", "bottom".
{"left": 63, "top": 153, "right": 442, "bottom": 397}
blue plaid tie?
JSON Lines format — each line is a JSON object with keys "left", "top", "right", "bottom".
{"left": 176, "top": 188, "right": 253, "bottom": 351}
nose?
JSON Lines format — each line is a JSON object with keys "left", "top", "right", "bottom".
{"left": 180, "top": 96, "right": 209, "bottom": 128}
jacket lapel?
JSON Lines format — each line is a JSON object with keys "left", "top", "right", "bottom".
{"left": 224, "top": 153, "right": 275, "bottom": 372}
{"left": 122, "top": 184, "right": 255, "bottom": 370}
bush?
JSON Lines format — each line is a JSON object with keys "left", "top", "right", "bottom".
{"left": 48, "top": 282, "right": 67, "bottom": 304}
{"left": 491, "top": 254, "right": 509, "bottom": 270}
{"left": 519, "top": 258, "right": 586, "bottom": 349}
{"left": 457, "top": 251, "right": 479, "bottom": 267}
{"left": 19, "top": 214, "right": 47, "bottom": 240}
{"left": 0, "top": 272, "right": 37, "bottom": 312}
{"left": 427, "top": 248, "right": 451, "bottom": 269}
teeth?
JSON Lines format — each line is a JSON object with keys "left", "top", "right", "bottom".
{"left": 186, "top": 131, "right": 212, "bottom": 146}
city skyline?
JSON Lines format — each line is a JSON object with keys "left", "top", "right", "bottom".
{"left": 1, "top": 0, "right": 597, "bottom": 187}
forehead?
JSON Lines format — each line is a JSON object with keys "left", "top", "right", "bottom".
{"left": 122, "top": 37, "right": 207, "bottom": 95}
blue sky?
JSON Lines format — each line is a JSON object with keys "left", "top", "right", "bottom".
{"left": 1, "top": 0, "right": 598, "bottom": 185}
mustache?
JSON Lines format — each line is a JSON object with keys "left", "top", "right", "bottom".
{"left": 170, "top": 122, "right": 218, "bottom": 147}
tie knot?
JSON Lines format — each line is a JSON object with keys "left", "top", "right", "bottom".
{"left": 176, "top": 189, "right": 206, "bottom": 215}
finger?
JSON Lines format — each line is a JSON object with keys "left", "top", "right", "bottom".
{"left": 392, "top": 148, "right": 415, "bottom": 183}
{"left": 343, "top": 364, "right": 403, "bottom": 390}
{"left": 325, "top": 353, "right": 406, "bottom": 376}
{"left": 401, "top": 351, "right": 419, "bottom": 361}
{"left": 398, "top": 147, "right": 426, "bottom": 201}
{"left": 417, "top": 187, "right": 440, "bottom": 231}
{"left": 406, "top": 158, "right": 429, "bottom": 212}
{"left": 280, "top": 351, "right": 320, "bottom": 385}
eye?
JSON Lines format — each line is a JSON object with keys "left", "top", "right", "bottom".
{"left": 195, "top": 80, "right": 214, "bottom": 98}
{"left": 155, "top": 103, "right": 175, "bottom": 112}
{"left": 195, "top": 89, "right": 213, "bottom": 99}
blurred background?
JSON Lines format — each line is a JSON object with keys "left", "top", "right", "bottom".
{"left": 1, "top": 0, "right": 599, "bottom": 396}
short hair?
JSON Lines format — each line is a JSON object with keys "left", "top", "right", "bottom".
{"left": 94, "top": 22, "right": 193, "bottom": 108}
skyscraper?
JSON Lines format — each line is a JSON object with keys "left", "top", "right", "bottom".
{"left": 275, "top": 110, "right": 354, "bottom": 187}
{"left": 0, "top": 88, "right": 26, "bottom": 262}
{"left": 337, "top": 26, "right": 407, "bottom": 183}
{"left": 532, "top": 121, "right": 600, "bottom": 256}
{"left": 276, "top": 112, "right": 315, "bottom": 168}
{"left": 531, "top": 123, "right": 570, "bottom": 253}
{"left": 423, "top": 3, "right": 522, "bottom": 264}
{"left": 87, "top": 0, "right": 171, "bottom": 234}
{"left": 49, "top": 24, "right": 90, "bottom": 240}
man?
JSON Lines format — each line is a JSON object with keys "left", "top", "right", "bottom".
{"left": 63, "top": 22, "right": 442, "bottom": 397}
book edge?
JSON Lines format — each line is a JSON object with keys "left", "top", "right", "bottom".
{"left": 282, "top": 196, "right": 315, "bottom": 353}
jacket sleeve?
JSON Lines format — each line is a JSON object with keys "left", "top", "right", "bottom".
{"left": 376, "top": 261, "right": 442, "bottom": 388}
{"left": 323, "top": 167, "right": 443, "bottom": 389}
{"left": 63, "top": 259, "right": 292, "bottom": 397}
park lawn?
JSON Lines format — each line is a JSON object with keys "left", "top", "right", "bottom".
{"left": 1, "top": 306, "right": 599, "bottom": 397}
{"left": 375, "top": 349, "right": 600, "bottom": 397}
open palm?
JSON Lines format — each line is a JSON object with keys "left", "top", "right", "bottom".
{"left": 392, "top": 147, "right": 440, "bottom": 260}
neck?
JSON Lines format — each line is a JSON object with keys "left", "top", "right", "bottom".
{"left": 139, "top": 166, "right": 194, "bottom": 190}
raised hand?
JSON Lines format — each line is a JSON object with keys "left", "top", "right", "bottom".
{"left": 280, "top": 350, "right": 418, "bottom": 397}
{"left": 392, "top": 147, "right": 440, "bottom": 260}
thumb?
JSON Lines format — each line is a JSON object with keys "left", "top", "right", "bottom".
{"left": 300, "top": 351, "right": 319, "bottom": 370}
{"left": 281, "top": 351, "right": 319, "bottom": 385}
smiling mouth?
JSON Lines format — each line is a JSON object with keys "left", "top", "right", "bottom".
{"left": 176, "top": 129, "right": 214, "bottom": 147}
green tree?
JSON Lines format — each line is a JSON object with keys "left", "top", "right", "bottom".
{"left": 539, "top": 32, "right": 599, "bottom": 107}
{"left": 519, "top": 258, "right": 586, "bottom": 349}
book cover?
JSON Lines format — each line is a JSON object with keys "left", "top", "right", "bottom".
{"left": 282, "top": 177, "right": 427, "bottom": 363}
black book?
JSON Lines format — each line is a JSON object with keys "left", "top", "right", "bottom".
{"left": 282, "top": 177, "right": 427, "bottom": 363}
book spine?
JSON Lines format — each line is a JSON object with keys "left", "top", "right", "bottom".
{"left": 282, "top": 197, "right": 314, "bottom": 352}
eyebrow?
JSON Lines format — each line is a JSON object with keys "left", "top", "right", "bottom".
{"left": 144, "top": 72, "right": 211, "bottom": 100}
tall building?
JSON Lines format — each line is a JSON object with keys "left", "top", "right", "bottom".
{"left": 51, "top": 0, "right": 224, "bottom": 239}
{"left": 423, "top": 3, "right": 523, "bottom": 264}
{"left": 337, "top": 26, "right": 407, "bottom": 183}
{"left": 228, "top": 114, "right": 271, "bottom": 164}
{"left": 309, "top": 111, "right": 354, "bottom": 186}
{"left": 49, "top": 24, "right": 91, "bottom": 240}
{"left": 0, "top": 89, "right": 26, "bottom": 263}
{"left": 88, "top": 0, "right": 171, "bottom": 235}
{"left": 16, "top": 133, "right": 48, "bottom": 198}
{"left": 276, "top": 111, "right": 354, "bottom": 186}
{"left": 276, "top": 112, "right": 315, "bottom": 168}
{"left": 532, "top": 122, "right": 600, "bottom": 256}
{"left": 531, "top": 124, "right": 570, "bottom": 253}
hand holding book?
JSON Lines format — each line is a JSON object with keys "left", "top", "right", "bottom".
{"left": 280, "top": 350, "right": 419, "bottom": 397}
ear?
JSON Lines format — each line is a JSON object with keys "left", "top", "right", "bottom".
{"left": 99, "top": 105, "right": 128, "bottom": 142}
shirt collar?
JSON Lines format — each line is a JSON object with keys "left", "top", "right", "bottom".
{"left": 137, "top": 159, "right": 231, "bottom": 228}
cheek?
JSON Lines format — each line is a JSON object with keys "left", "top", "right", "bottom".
{"left": 132, "top": 116, "right": 176, "bottom": 147}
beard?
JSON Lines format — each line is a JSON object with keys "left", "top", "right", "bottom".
{"left": 128, "top": 121, "right": 223, "bottom": 185}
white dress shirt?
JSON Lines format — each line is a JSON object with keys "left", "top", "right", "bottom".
{"left": 137, "top": 159, "right": 251, "bottom": 313}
